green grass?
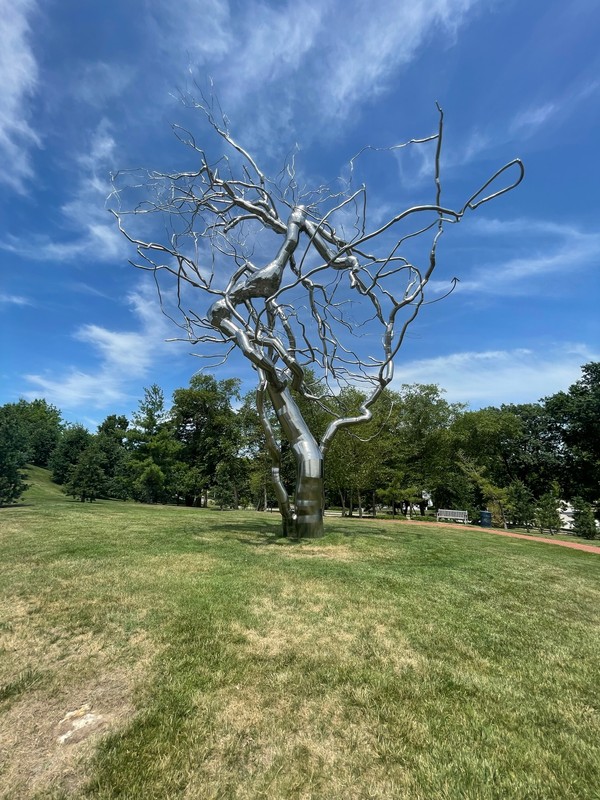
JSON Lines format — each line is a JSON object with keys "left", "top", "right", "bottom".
{"left": 1, "top": 468, "right": 599, "bottom": 799}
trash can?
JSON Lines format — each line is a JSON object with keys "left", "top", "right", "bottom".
{"left": 480, "top": 511, "right": 492, "bottom": 527}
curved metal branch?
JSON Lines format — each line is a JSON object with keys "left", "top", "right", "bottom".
{"left": 111, "top": 99, "right": 523, "bottom": 537}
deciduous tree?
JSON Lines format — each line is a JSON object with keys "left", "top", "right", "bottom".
{"left": 544, "top": 363, "right": 600, "bottom": 502}
{"left": 0, "top": 404, "right": 29, "bottom": 505}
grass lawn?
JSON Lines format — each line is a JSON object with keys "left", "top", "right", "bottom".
{"left": 1, "top": 467, "right": 599, "bottom": 799}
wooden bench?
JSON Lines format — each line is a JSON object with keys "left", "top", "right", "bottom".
{"left": 436, "top": 509, "right": 469, "bottom": 524}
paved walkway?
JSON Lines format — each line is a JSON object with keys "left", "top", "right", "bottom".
{"left": 372, "top": 516, "right": 600, "bottom": 554}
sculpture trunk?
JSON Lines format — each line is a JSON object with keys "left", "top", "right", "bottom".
{"left": 268, "top": 385, "right": 324, "bottom": 539}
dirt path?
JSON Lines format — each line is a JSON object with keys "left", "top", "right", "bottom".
{"left": 369, "top": 516, "right": 600, "bottom": 554}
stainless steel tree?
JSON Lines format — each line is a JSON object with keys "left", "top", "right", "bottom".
{"left": 111, "top": 100, "right": 523, "bottom": 539}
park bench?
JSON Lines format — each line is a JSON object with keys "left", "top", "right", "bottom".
{"left": 436, "top": 509, "right": 469, "bottom": 524}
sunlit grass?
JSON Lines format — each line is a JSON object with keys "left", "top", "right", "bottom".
{"left": 1, "top": 468, "right": 599, "bottom": 799}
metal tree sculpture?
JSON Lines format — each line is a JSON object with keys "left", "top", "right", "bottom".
{"left": 111, "top": 100, "right": 523, "bottom": 538}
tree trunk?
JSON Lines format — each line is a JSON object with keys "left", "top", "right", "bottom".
{"left": 339, "top": 490, "right": 347, "bottom": 517}
{"left": 267, "top": 386, "right": 324, "bottom": 539}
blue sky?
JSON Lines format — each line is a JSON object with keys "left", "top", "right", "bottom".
{"left": 1, "top": 0, "right": 599, "bottom": 427}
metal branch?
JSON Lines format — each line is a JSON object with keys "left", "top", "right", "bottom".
{"left": 111, "top": 99, "right": 523, "bottom": 538}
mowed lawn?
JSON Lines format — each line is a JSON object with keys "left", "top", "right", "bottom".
{"left": 1, "top": 469, "right": 599, "bottom": 799}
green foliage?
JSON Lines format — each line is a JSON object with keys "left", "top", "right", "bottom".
{"left": 536, "top": 487, "right": 562, "bottom": 535}
{"left": 8, "top": 361, "right": 600, "bottom": 523}
{"left": 236, "top": 391, "right": 275, "bottom": 510}
{"left": 171, "top": 463, "right": 206, "bottom": 507}
{"left": 133, "top": 460, "right": 166, "bottom": 504}
{"left": 49, "top": 424, "right": 91, "bottom": 484}
{"left": 458, "top": 452, "right": 510, "bottom": 528}
{"left": 7, "top": 398, "right": 63, "bottom": 467}
{"left": 377, "top": 477, "right": 424, "bottom": 517}
{"left": 500, "top": 402, "right": 562, "bottom": 497}
{"left": 96, "top": 414, "right": 131, "bottom": 499}
{"left": 64, "top": 441, "right": 107, "bottom": 502}
{"left": 449, "top": 406, "right": 524, "bottom": 489}
{"left": 506, "top": 479, "right": 536, "bottom": 530}
{"left": 171, "top": 374, "right": 242, "bottom": 499}
{"left": 131, "top": 383, "right": 167, "bottom": 438}
{"left": 0, "top": 404, "right": 29, "bottom": 505}
{"left": 571, "top": 496, "right": 598, "bottom": 540}
{"left": 544, "top": 362, "right": 600, "bottom": 502}
{"left": 430, "top": 469, "right": 476, "bottom": 517}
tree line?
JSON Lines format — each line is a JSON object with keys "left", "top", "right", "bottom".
{"left": 1, "top": 363, "right": 598, "bottom": 538}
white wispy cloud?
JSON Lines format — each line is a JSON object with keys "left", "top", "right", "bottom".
{"left": 425, "top": 217, "right": 600, "bottom": 298}
{"left": 451, "top": 218, "right": 600, "bottom": 295}
{"left": 23, "top": 283, "right": 176, "bottom": 410}
{"left": 0, "top": 119, "right": 124, "bottom": 262}
{"left": 453, "top": 78, "right": 600, "bottom": 166}
{"left": 314, "top": 0, "right": 478, "bottom": 120}
{"left": 394, "top": 344, "right": 599, "bottom": 406}
{"left": 148, "top": 0, "right": 233, "bottom": 65}
{"left": 509, "top": 102, "right": 558, "bottom": 134}
{"left": 149, "top": 0, "right": 481, "bottom": 153}
{"left": 0, "top": 292, "right": 32, "bottom": 306}
{"left": 0, "top": 0, "right": 40, "bottom": 192}
{"left": 72, "top": 61, "right": 135, "bottom": 108}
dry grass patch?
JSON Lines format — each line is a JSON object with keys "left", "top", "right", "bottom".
{"left": 3, "top": 478, "right": 599, "bottom": 798}
{"left": 170, "top": 582, "right": 426, "bottom": 797}
{"left": 0, "top": 667, "right": 144, "bottom": 799}
{"left": 0, "top": 595, "right": 157, "bottom": 800}
{"left": 182, "top": 687, "right": 381, "bottom": 799}
{"left": 277, "top": 543, "right": 358, "bottom": 561}
{"left": 123, "top": 552, "right": 217, "bottom": 583}
{"left": 233, "top": 584, "right": 421, "bottom": 672}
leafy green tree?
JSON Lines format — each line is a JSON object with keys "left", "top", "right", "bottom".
{"left": 500, "top": 403, "right": 562, "bottom": 498}
{"left": 171, "top": 463, "right": 206, "bottom": 507}
{"left": 325, "top": 387, "right": 388, "bottom": 516}
{"left": 213, "top": 458, "right": 251, "bottom": 509}
{"left": 65, "top": 441, "right": 106, "bottom": 502}
{"left": 378, "top": 478, "right": 423, "bottom": 518}
{"left": 96, "top": 414, "right": 131, "bottom": 499}
{"left": 131, "top": 384, "right": 167, "bottom": 441}
{"left": 544, "top": 363, "right": 600, "bottom": 502}
{"left": 237, "top": 392, "right": 275, "bottom": 510}
{"left": 536, "top": 489, "right": 562, "bottom": 536}
{"left": 171, "top": 375, "right": 241, "bottom": 505}
{"left": 127, "top": 386, "right": 183, "bottom": 504}
{"left": 390, "top": 385, "right": 465, "bottom": 487}
{"left": 146, "top": 427, "right": 183, "bottom": 500}
{"left": 10, "top": 398, "right": 63, "bottom": 467}
{"left": 571, "top": 496, "right": 598, "bottom": 540}
{"left": 458, "top": 452, "right": 509, "bottom": 529}
{"left": 449, "top": 406, "right": 524, "bottom": 489}
{"left": 0, "top": 404, "right": 29, "bottom": 505}
{"left": 431, "top": 470, "right": 477, "bottom": 518}
{"left": 377, "top": 476, "right": 405, "bottom": 516}
{"left": 134, "top": 460, "right": 166, "bottom": 504}
{"left": 49, "top": 424, "right": 91, "bottom": 484}
{"left": 506, "top": 480, "right": 536, "bottom": 530}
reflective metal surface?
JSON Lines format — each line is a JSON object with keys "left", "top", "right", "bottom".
{"left": 112, "top": 99, "right": 523, "bottom": 538}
